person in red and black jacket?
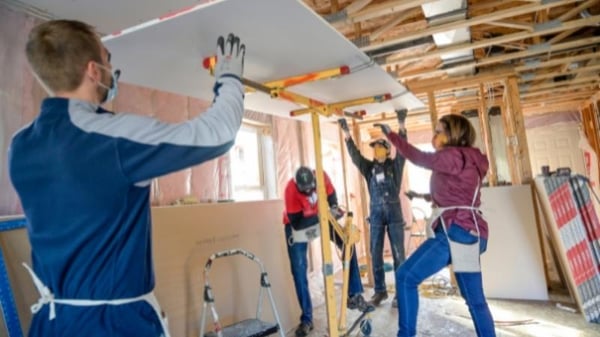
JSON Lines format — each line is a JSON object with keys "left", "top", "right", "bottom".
{"left": 283, "top": 166, "right": 374, "bottom": 337}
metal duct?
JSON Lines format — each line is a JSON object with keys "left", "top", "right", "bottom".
{"left": 421, "top": 0, "right": 475, "bottom": 77}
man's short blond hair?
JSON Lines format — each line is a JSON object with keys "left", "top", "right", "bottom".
{"left": 26, "top": 20, "right": 103, "bottom": 93}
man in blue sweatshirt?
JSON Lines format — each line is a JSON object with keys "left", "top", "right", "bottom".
{"left": 9, "top": 19, "right": 245, "bottom": 337}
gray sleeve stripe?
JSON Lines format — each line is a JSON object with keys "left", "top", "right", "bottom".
{"left": 68, "top": 78, "right": 244, "bottom": 147}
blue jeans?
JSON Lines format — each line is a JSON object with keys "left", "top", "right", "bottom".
{"left": 395, "top": 224, "right": 496, "bottom": 337}
{"left": 369, "top": 203, "right": 405, "bottom": 293}
{"left": 285, "top": 224, "right": 364, "bottom": 324}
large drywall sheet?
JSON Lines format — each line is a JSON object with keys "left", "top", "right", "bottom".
{"left": 150, "top": 200, "right": 297, "bottom": 337}
{"left": 103, "top": 0, "right": 424, "bottom": 118}
{"left": 480, "top": 185, "right": 548, "bottom": 300}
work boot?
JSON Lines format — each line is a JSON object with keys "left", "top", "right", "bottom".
{"left": 348, "top": 294, "right": 375, "bottom": 313}
{"left": 295, "top": 321, "right": 313, "bottom": 337}
{"left": 369, "top": 291, "right": 388, "bottom": 306}
{"left": 392, "top": 296, "right": 398, "bottom": 308}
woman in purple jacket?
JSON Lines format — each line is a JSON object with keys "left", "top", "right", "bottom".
{"left": 375, "top": 114, "right": 496, "bottom": 337}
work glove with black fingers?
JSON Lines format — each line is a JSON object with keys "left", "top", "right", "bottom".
{"left": 214, "top": 33, "right": 245, "bottom": 80}
{"left": 395, "top": 108, "right": 408, "bottom": 123}
{"left": 330, "top": 205, "right": 345, "bottom": 220}
{"left": 338, "top": 118, "right": 351, "bottom": 138}
{"left": 374, "top": 123, "right": 392, "bottom": 136}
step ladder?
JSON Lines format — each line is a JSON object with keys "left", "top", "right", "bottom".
{"left": 199, "top": 249, "right": 285, "bottom": 337}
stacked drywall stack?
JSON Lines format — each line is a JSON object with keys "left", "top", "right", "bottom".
{"left": 536, "top": 175, "right": 600, "bottom": 323}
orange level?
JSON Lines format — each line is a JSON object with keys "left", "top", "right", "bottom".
{"left": 203, "top": 56, "right": 373, "bottom": 119}
{"left": 290, "top": 93, "right": 391, "bottom": 117}
{"left": 202, "top": 56, "right": 349, "bottom": 89}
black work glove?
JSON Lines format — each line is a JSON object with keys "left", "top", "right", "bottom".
{"left": 374, "top": 123, "right": 392, "bottom": 135}
{"left": 338, "top": 118, "right": 350, "bottom": 133}
{"left": 330, "top": 205, "right": 344, "bottom": 220}
{"left": 396, "top": 109, "right": 407, "bottom": 123}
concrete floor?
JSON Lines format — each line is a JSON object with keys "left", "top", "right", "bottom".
{"left": 283, "top": 269, "right": 600, "bottom": 337}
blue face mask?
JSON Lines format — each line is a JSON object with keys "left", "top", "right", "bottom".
{"left": 96, "top": 63, "right": 121, "bottom": 103}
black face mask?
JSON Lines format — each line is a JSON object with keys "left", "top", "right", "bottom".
{"left": 297, "top": 184, "right": 315, "bottom": 195}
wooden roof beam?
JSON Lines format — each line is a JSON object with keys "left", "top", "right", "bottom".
{"left": 385, "top": 15, "right": 600, "bottom": 66}
{"left": 523, "top": 101, "right": 588, "bottom": 110}
{"left": 521, "top": 75, "right": 600, "bottom": 92}
{"left": 486, "top": 20, "right": 534, "bottom": 31}
{"left": 330, "top": 0, "right": 340, "bottom": 12}
{"left": 370, "top": 8, "right": 421, "bottom": 41}
{"left": 406, "top": 68, "right": 515, "bottom": 93}
{"left": 557, "top": 0, "right": 599, "bottom": 21}
{"left": 532, "top": 8, "right": 549, "bottom": 44}
{"left": 521, "top": 83, "right": 598, "bottom": 98}
{"left": 328, "top": 0, "right": 432, "bottom": 28}
{"left": 362, "top": 0, "right": 574, "bottom": 52}
{"left": 523, "top": 92, "right": 597, "bottom": 105}
{"left": 399, "top": 35, "right": 600, "bottom": 80}
{"left": 515, "top": 50, "right": 600, "bottom": 72}
{"left": 520, "top": 63, "right": 600, "bottom": 82}
{"left": 548, "top": 0, "right": 600, "bottom": 43}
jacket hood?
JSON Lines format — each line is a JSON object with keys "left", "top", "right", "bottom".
{"left": 460, "top": 147, "right": 489, "bottom": 179}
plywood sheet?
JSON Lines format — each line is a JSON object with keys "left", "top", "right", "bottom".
{"left": 102, "top": 0, "right": 424, "bottom": 118}
{"left": 480, "top": 185, "right": 549, "bottom": 300}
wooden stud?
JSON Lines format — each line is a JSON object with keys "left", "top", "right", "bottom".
{"left": 478, "top": 83, "right": 498, "bottom": 186}
{"left": 352, "top": 121, "right": 374, "bottom": 287}
{"left": 503, "top": 76, "right": 533, "bottom": 184}
{"left": 427, "top": 91, "right": 438, "bottom": 131}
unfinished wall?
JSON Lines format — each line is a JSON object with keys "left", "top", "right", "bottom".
{"left": 0, "top": 5, "right": 43, "bottom": 215}
{"left": 0, "top": 4, "right": 316, "bottom": 215}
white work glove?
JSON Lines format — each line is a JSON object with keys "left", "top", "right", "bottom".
{"left": 214, "top": 33, "right": 245, "bottom": 80}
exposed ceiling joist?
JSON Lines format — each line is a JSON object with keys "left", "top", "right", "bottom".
{"left": 385, "top": 15, "right": 600, "bottom": 66}
{"left": 330, "top": 0, "right": 339, "bottom": 12}
{"left": 361, "top": 0, "right": 575, "bottom": 52}
{"left": 406, "top": 69, "right": 515, "bottom": 93}
{"left": 521, "top": 83, "right": 598, "bottom": 98}
{"left": 514, "top": 50, "right": 600, "bottom": 71}
{"left": 521, "top": 74, "right": 599, "bottom": 92}
{"left": 400, "top": 36, "right": 600, "bottom": 80}
{"left": 521, "top": 64, "right": 600, "bottom": 82}
{"left": 328, "top": 0, "right": 433, "bottom": 28}
{"left": 557, "top": 0, "right": 599, "bottom": 21}
{"left": 370, "top": 8, "right": 421, "bottom": 41}
{"left": 486, "top": 20, "right": 533, "bottom": 31}
{"left": 524, "top": 92, "right": 597, "bottom": 104}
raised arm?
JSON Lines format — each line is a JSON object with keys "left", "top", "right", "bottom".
{"left": 339, "top": 118, "right": 372, "bottom": 177}
{"left": 76, "top": 34, "right": 247, "bottom": 184}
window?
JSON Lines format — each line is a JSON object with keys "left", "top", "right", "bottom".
{"left": 406, "top": 143, "right": 434, "bottom": 218}
{"left": 230, "top": 122, "right": 276, "bottom": 201}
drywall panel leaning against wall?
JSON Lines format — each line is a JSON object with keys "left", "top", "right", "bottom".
{"left": 150, "top": 200, "right": 297, "bottom": 337}
{"left": 480, "top": 185, "right": 548, "bottom": 300}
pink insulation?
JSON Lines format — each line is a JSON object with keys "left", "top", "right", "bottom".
{"left": 0, "top": 6, "right": 43, "bottom": 215}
